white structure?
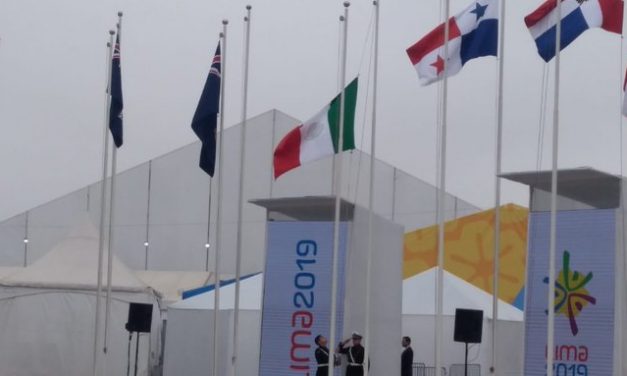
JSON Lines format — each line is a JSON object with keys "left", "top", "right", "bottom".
{"left": 0, "top": 109, "right": 479, "bottom": 275}
{"left": 0, "top": 219, "right": 161, "bottom": 376}
{"left": 164, "top": 269, "right": 524, "bottom": 375}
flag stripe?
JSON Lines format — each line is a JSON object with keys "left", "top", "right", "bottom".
{"left": 406, "top": 18, "right": 462, "bottom": 65}
{"left": 533, "top": 8, "right": 589, "bottom": 62}
{"left": 599, "top": 0, "right": 624, "bottom": 33}
{"left": 273, "top": 126, "right": 302, "bottom": 178}
{"left": 328, "top": 78, "right": 358, "bottom": 153}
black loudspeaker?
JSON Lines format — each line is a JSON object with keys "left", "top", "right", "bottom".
{"left": 126, "top": 302, "right": 153, "bottom": 333}
{"left": 454, "top": 308, "right": 483, "bottom": 343}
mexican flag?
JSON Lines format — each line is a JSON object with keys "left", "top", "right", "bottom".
{"left": 273, "top": 78, "right": 358, "bottom": 179}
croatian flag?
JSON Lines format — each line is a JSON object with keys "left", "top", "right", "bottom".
{"left": 406, "top": 0, "right": 498, "bottom": 86}
{"left": 525, "top": 0, "right": 623, "bottom": 62}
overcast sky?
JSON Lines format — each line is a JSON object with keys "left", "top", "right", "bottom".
{"left": 0, "top": 0, "right": 625, "bottom": 220}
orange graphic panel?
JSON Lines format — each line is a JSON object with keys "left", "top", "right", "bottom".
{"left": 403, "top": 204, "right": 528, "bottom": 304}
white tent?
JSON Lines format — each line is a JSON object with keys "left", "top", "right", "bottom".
{"left": 0, "top": 219, "right": 162, "bottom": 376}
{"left": 401, "top": 268, "right": 524, "bottom": 376}
{"left": 163, "top": 274, "right": 263, "bottom": 376}
{"left": 164, "top": 270, "right": 524, "bottom": 375}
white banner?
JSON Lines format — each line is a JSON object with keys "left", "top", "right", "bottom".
{"left": 259, "top": 221, "right": 348, "bottom": 376}
{"left": 525, "top": 209, "right": 615, "bottom": 375}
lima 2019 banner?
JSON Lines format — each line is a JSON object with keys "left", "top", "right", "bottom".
{"left": 259, "top": 221, "right": 347, "bottom": 376}
{"left": 525, "top": 209, "right": 615, "bottom": 375}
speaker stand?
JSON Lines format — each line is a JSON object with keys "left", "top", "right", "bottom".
{"left": 134, "top": 333, "right": 140, "bottom": 376}
{"left": 127, "top": 331, "right": 133, "bottom": 376}
{"left": 464, "top": 342, "right": 469, "bottom": 376}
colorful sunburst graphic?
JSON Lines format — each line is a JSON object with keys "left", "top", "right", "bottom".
{"left": 543, "top": 251, "right": 596, "bottom": 336}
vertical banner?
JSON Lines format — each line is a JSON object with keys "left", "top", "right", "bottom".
{"left": 260, "top": 221, "right": 348, "bottom": 376}
{"left": 525, "top": 209, "right": 615, "bottom": 375}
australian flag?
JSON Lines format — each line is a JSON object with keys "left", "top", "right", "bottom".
{"left": 109, "top": 32, "right": 124, "bottom": 148}
{"left": 191, "top": 43, "right": 221, "bottom": 176}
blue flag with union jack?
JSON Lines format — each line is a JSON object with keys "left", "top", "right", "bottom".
{"left": 191, "top": 42, "right": 221, "bottom": 176}
{"left": 109, "top": 32, "right": 123, "bottom": 148}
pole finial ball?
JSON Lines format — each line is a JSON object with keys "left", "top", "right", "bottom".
{"left": 373, "top": 0, "right": 377, "bottom": 5}
{"left": 118, "top": 11, "right": 123, "bottom": 17}
{"left": 246, "top": 4, "right": 252, "bottom": 10}
{"left": 344, "top": 1, "right": 350, "bottom": 7}
{"left": 109, "top": 29, "right": 115, "bottom": 35}
{"left": 222, "top": 19, "right": 229, "bottom": 25}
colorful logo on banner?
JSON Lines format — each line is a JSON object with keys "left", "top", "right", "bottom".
{"left": 544, "top": 251, "right": 596, "bottom": 336}
{"left": 525, "top": 209, "right": 615, "bottom": 376}
{"left": 259, "top": 221, "right": 347, "bottom": 376}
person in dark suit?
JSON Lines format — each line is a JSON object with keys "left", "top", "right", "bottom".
{"left": 401, "top": 336, "right": 414, "bottom": 376}
{"left": 314, "top": 335, "right": 331, "bottom": 376}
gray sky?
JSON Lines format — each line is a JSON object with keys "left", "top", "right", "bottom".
{"left": 0, "top": 0, "right": 625, "bottom": 220}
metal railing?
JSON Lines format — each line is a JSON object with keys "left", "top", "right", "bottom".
{"left": 412, "top": 363, "right": 447, "bottom": 376}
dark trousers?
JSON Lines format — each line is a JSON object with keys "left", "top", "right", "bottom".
{"left": 346, "top": 365, "right": 364, "bottom": 376}
{"left": 316, "top": 366, "right": 329, "bottom": 376}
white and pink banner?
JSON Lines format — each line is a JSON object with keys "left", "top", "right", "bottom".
{"left": 259, "top": 221, "right": 348, "bottom": 376}
{"left": 525, "top": 209, "right": 616, "bottom": 375}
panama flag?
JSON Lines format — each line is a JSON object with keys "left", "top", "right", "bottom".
{"left": 273, "top": 78, "right": 358, "bottom": 179}
{"left": 525, "top": 0, "right": 623, "bottom": 62}
{"left": 406, "top": 0, "right": 498, "bottom": 86}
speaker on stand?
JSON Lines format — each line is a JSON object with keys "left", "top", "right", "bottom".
{"left": 126, "top": 303, "right": 153, "bottom": 376}
{"left": 454, "top": 308, "right": 483, "bottom": 376}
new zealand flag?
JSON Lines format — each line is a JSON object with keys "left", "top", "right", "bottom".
{"left": 191, "top": 43, "right": 221, "bottom": 176}
{"left": 109, "top": 33, "right": 123, "bottom": 148}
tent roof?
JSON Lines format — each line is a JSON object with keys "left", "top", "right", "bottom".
{"left": 402, "top": 267, "right": 523, "bottom": 321}
{"left": 135, "top": 270, "right": 212, "bottom": 304}
{"left": 0, "top": 218, "right": 150, "bottom": 293}
{"left": 169, "top": 269, "right": 524, "bottom": 321}
{"left": 170, "top": 274, "right": 263, "bottom": 310}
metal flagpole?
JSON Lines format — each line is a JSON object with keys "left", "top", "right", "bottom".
{"left": 547, "top": 0, "right": 562, "bottom": 374}
{"left": 144, "top": 160, "right": 152, "bottom": 270}
{"left": 93, "top": 28, "right": 115, "bottom": 376}
{"left": 363, "top": 1, "right": 379, "bottom": 376}
{"left": 212, "top": 20, "right": 228, "bottom": 376}
{"left": 436, "top": 0, "right": 451, "bottom": 373}
{"left": 491, "top": 0, "right": 506, "bottom": 373}
{"left": 328, "top": 3, "right": 350, "bottom": 376}
{"left": 104, "top": 12, "right": 123, "bottom": 354}
{"left": 232, "top": 5, "right": 252, "bottom": 375}
{"left": 205, "top": 178, "right": 213, "bottom": 272}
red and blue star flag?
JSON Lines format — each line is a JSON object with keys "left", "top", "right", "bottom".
{"left": 525, "top": 0, "right": 623, "bottom": 62}
{"left": 191, "top": 43, "right": 221, "bottom": 176}
{"left": 109, "top": 33, "right": 123, "bottom": 148}
{"left": 406, "top": 0, "right": 498, "bottom": 86}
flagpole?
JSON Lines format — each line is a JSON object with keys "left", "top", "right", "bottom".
{"left": 491, "top": 0, "right": 506, "bottom": 373}
{"left": 103, "top": 12, "right": 123, "bottom": 355}
{"left": 363, "top": 1, "right": 379, "bottom": 376}
{"left": 205, "top": 178, "right": 213, "bottom": 272}
{"left": 436, "top": 0, "right": 451, "bottom": 373}
{"left": 212, "top": 20, "right": 228, "bottom": 376}
{"left": 547, "top": 0, "right": 562, "bottom": 374}
{"left": 232, "top": 5, "right": 251, "bottom": 376}
{"left": 93, "top": 29, "right": 115, "bottom": 376}
{"left": 144, "top": 160, "right": 152, "bottom": 270}
{"left": 328, "top": 3, "right": 350, "bottom": 376}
